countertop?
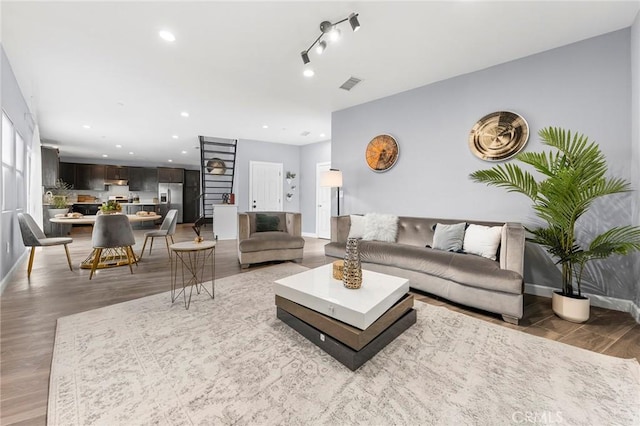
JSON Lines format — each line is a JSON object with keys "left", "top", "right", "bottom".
{"left": 71, "top": 202, "right": 161, "bottom": 205}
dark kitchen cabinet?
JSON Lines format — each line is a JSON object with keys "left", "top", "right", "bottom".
{"left": 75, "top": 164, "right": 106, "bottom": 190}
{"left": 142, "top": 168, "right": 158, "bottom": 192}
{"left": 130, "top": 167, "right": 159, "bottom": 192}
{"left": 41, "top": 147, "right": 59, "bottom": 188}
{"left": 59, "top": 162, "right": 76, "bottom": 188}
{"left": 105, "top": 166, "right": 129, "bottom": 180}
{"left": 157, "top": 167, "right": 183, "bottom": 183}
{"left": 127, "top": 167, "right": 144, "bottom": 191}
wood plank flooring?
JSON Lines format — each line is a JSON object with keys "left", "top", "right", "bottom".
{"left": 1, "top": 224, "right": 638, "bottom": 425}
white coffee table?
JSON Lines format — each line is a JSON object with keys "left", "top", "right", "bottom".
{"left": 274, "top": 264, "right": 416, "bottom": 371}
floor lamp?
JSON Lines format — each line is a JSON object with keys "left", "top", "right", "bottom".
{"left": 320, "top": 169, "right": 343, "bottom": 216}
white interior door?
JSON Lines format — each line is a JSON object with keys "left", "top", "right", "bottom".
{"left": 316, "top": 162, "right": 331, "bottom": 239}
{"left": 249, "top": 161, "right": 283, "bottom": 211}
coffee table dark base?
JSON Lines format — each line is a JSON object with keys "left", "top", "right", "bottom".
{"left": 277, "top": 307, "right": 416, "bottom": 371}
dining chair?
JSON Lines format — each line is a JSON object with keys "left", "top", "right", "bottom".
{"left": 139, "top": 209, "right": 178, "bottom": 259}
{"left": 17, "top": 212, "right": 73, "bottom": 278}
{"left": 90, "top": 214, "right": 136, "bottom": 279}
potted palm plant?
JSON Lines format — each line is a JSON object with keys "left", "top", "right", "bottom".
{"left": 48, "top": 179, "right": 72, "bottom": 218}
{"left": 470, "top": 127, "right": 640, "bottom": 322}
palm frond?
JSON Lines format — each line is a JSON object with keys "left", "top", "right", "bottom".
{"left": 469, "top": 164, "right": 538, "bottom": 201}
{"left": 582, "top": 226, "right": 640, "bottom": 260}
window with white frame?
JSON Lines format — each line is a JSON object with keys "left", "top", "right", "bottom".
{"left": 2, "top": 112, "right": 23, "bottom": 212}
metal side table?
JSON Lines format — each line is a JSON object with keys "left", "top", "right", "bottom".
{"left": 170, "top": 240, "right": 216, "bottom": 309}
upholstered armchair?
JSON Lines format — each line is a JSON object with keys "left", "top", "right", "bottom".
{"left": 237, "top": 212, "right": 304, "bottom": 268}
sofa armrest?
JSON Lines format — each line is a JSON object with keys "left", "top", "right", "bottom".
{"left": 331, "top": 215, "right": 351, "bottom": 244}
{"left": 500, "top": 222, "right": 525, "bottom": 276}
{"left": 238, "top": 213, "right": 250, "bottom": 241}
{"left": 285, "top": 212, "right": 302, "bottom": 237}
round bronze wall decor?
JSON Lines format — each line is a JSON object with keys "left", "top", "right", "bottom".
{"left": 469, "top": 111, "right": 529, "bottom": 161}
{"left": 206, "top": 158, "right": 226, "bottom": 175}
{"left": 365, "top": 134, "right": 399, "bottom": 172}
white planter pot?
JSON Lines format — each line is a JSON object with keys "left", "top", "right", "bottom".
{"left": 552, "top": 291, "right": 590, "bottom": 323}
{"left": 48, "top": 208, "right": 69, "bottom": 218}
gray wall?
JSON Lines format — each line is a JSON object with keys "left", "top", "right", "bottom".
{"left": 299, "top": 140, "right": 331, "bottom": 234}
{"left": 235, "top": 139, "right": 301, "bottom": 214}
{"left": 632, "top": 12, "right": 640, "bottom": 308}
{"left": 1, "top": 45, "right": 34, "bottom": 286}
{"left": 332, "top": 29, "right": 636, "bottom": 301}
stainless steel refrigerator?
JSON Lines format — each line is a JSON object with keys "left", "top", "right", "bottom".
{"left": 158, "top": 183, "right": 184, "bottom": 223}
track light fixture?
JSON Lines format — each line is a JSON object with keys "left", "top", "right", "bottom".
{"left": 300, "top": 12, "right": 360, "bottom": 66}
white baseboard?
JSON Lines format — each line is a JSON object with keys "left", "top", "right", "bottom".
{"left": 302, "top": 232, "right": 318, "bottom": 238}
{"left": 525, "top": 283, "right": 640, "bottom": 321}
{"left": 0, "top": 249, "right": 29, "bottom": 295}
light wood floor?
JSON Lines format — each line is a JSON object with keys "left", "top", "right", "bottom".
{"left": 1, "top": 224, "right": 638, "bottom": 425}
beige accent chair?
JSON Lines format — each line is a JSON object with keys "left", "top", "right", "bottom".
{"left": 17, "top": 212, "right": 73, "bottom": 278}
{"left": 237, "top": 212, "right": 304, "bottom": 268}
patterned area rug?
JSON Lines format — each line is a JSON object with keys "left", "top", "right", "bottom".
{"left": 48, "top": 263, "right": 639, "bottom": 425}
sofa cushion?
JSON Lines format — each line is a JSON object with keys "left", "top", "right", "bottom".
{"left": 239, "top": 232, "right": 305, "bottom": 252}
{"left": 348, "top": 215, "right": 365, "bottom": 239}
{"left": 432, "top": 222, "right": 466, "bottom": 252}
{"left": 358, "top": 240, "right": 522, "bottom": 294}
{"left": 463, "top": 224, "right": 503, "bottom": 260}
{"left": 362, "top": 213, "right": 398, "bottom": 242}
{"left": 324, "top": 241, "right": 346, "bottom": 258}
{"left": 248, "top": 212, "right": 287, "bottom": 234}
{"left": 255, "top": 214, "right": 281, "bottom": 232}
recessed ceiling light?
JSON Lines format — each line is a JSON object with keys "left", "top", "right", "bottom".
{"left": 129, "top": 152, "right": 134, "bottom": 155}
{"left": 115, "top": 144, "right": 122, "bottom": 148}
{"left": 320, "top": 133, "right": 326, "bottom": 138}
{"left": 159, "top": 30, "right": 176, "bottom": 42}
{"left": 181, "top": 150, "right": 187, "bottom": 154}
{"left": 303, "top": 69, "right": 315, "bottom": 78}
{"left": 172, "top": 135, "right": 179, "bottom": 139}
{"left": 262, "top": 125, "right": 269, "bottom": 129}
{"left": 180, "top": 111, "right": 189, "bottom": 117}
{"left": 83, "top": 124, "right": 91, "bottom": 129}
{"left": 168, "top": 159, "right": 173, "bottom": 162}
{"left": 102, "top": 154, "right": 108, "bottom": 158}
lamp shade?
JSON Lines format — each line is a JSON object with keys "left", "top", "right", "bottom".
{"left": 320, "top": 169, "right": 343, "bottom": 187}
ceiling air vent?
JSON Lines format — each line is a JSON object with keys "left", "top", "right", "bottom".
{"left": 339, "top": 76, "right": 362, "bottom": 91}
{"left": 300, "top": 131, "right": 311, "bottom": 136}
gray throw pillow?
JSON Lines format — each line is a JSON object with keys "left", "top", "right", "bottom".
{"left": 432, "top": 222, "right": 466, "bottom": 252}
{"left": 255, "top": 214, "right": 280, "bottom": 232}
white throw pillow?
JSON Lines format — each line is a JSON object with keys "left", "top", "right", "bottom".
{"left": 348, "top": 215, "right": 366, "bottom": 239}
{"left": 362, "top": 213, "right": 399, "bottom": 243}
{"left": 463, "top": 224, "right": 503, "bottom": 260}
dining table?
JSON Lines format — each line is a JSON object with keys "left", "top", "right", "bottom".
{"left": 49, "top": 214, "right": 162, "bottom": 269}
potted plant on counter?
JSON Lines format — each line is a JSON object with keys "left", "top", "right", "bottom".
{"left": 470, "top": 127, "right": 640, "bottom": 323}
{"left": 47, "top": 179, "right": 72, "bottom": 218}
{"left": 100, "top": 200, "right": 122, "bottom": 214}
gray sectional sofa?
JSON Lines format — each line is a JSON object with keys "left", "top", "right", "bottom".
{"left": 324, "top": 215, "right": 526, "bottom": 324}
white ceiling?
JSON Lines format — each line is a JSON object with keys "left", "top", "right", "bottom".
{"left": 2, "top": 1, "right": 639, "bottom": 165}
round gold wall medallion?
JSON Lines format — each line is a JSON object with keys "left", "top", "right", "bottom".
{"left": 469, "top": 111, "right": 529, "bottom": 161}
{"left": 365, "top": 134, "right": 399, "bottom": 172}
{"left": 206, "top": 158, "right": 226, "bottom": 175}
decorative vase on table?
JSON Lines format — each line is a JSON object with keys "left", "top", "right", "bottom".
{"left": 342, "top": 238, "right": 362, "bottom": 289}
